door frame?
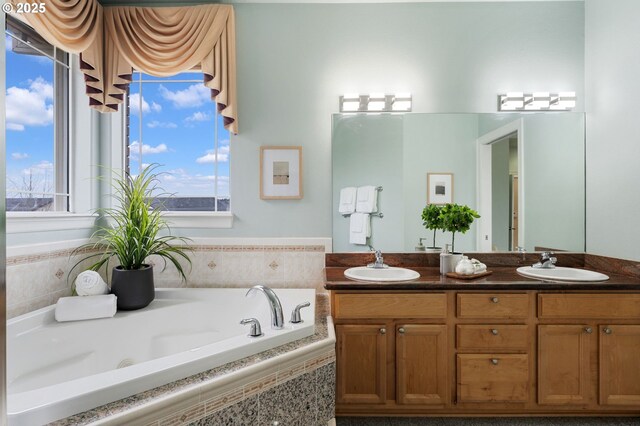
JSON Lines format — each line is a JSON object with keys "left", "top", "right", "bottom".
{"left": 476, "top": 118, "right": 524, "bottom": 252}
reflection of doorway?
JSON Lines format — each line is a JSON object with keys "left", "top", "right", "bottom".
{"left": 511, "top": 175, "right": 519, "bottom": 250}
{"left": 477, "top": 118, "right": 524, "bottom": 252}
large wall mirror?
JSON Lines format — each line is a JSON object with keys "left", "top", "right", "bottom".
{"left": 332, "top": 113, "right": 585, "bottom": 253}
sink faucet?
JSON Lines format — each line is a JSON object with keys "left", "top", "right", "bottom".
{"left": 367, "top": 246, "right": 388, "bottom": 269}
{"left": 245, "top": 285, "right": 284, "bottom": 329}
{"left": 532, "top": 252, "right": 557, "bottom": 269}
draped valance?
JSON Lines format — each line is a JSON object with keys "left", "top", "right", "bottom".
{"left": 10, "top": 0, "right": 238, "bottom": 134}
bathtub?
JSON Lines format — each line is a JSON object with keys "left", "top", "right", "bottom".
{"left": 7, "top": 288, "right": 316, "bottom": 425}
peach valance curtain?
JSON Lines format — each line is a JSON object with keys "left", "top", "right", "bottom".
{"left": 11, "top": 0, "right": 238, "bottom": 134}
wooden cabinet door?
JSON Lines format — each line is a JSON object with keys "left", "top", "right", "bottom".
{"left": 336, "top": 324, "right": 388, "bottom": 404}
{"left": 538, "top": 325, "right": 591, "bottom": 405}
{"left": 599, "top": 325, "right": 640, "bottom": 406}
{"left": 396, "top": 324, "right": 448, "bottom": 405}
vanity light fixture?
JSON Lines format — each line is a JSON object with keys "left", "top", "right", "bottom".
{"left": 339, "top": 93, "right": 412, "bottom": 113}
{"left": 498, "top": 91, "right": 576, "bottom": 111}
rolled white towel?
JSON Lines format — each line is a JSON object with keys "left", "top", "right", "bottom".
{"left": 75, "top": 270, "right": 109, "bottom": 296}
{"left": 55, "top": 294, "right": 117, "bottom": 322}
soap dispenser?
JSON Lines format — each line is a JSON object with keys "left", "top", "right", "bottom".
{"left": 440, "top": 244, "right": 452, "bottom": 275}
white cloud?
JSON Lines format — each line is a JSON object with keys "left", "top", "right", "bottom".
{"left": 185, "top": 111, "right": 211, "bottom": 123}
{"left": 151, "top": 102, "right": 162, "bottom": 112}
{"left": 11, "top": 152, "right": 29, "bottom": 160}
{"left": 147, "top": 120, "right": 177, "bottom": 129}
{"left": 158, "top": 84, "right": 210, "bottom": 108}
{"left": 5, "top": 77, "right": 54, "bottom": 131}
{"left": 196, "top": 145, "right": 230, "bottom": 164}
{"left": 22, "top": 160, "right": 53, "bottom": 176}
{"left": 129, "top": 93, "right": 150, "bottom": 116}
{"left": 128, "top": 141, "right": 169, "bottom": 160}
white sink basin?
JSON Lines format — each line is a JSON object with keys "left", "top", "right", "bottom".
{"left": 516, "top": 266, "right": 609, "bottom": 282}
{"left": 344, "top": 266, "right": 420, "bottom": 282}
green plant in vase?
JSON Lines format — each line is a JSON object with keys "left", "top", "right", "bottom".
{"left": 421, "top": 204, "right": 444, "bottom": 250}
{"left": 440, "top": 203, "right": 480, "bottom": 253}
{"left": 72, "top": 164, "right": 192, "bottom": 310}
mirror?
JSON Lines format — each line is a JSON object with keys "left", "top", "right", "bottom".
{"left": 332, "top": 113, "right": 585, "bottom": 253}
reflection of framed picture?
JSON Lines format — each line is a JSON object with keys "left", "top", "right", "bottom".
{"left": 427, "top": 172, "right": 453, "bottom": 205}
{"left": 260, "top": 146, "right": 303, "bottom": 199}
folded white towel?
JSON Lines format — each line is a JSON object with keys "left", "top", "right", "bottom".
{"left": 55, "top": 294, "right": 117, "bottom": 322}
{"left": 75, "top": 270, "right": 109, "bottom": 296}
{"left": 356, "top": 186, "right": 378, "bottom": 213}
{"left": 349, "top": 213, "right": 370, "bottom": 245}
{"left": 339, "top": 187, "right": 357, "bottom": 215}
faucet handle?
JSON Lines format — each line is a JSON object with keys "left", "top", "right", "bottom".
{"left": 240, "top": 318, "right": 263, "bottom": 337}
{"left": 290, "top": 302, "right": 311, "bottom": 324}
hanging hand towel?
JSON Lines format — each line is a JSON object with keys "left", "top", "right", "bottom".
{"left": 349, "top": 212, "right": 370, "bottom": 245}
{"left": 55, "top": 294, "right": 118, "bottom": 322}
{"left": 356, "top": 186, "right": 378, "bottom": 213}
{"left": 339, "top": 187, "right": 357, "bottom": 215}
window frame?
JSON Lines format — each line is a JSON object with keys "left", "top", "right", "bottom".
{"left": 121, "top": 71, "right": 233, "bottom": 229}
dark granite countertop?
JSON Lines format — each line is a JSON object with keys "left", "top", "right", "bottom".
{"left": 324, "top": 266, "right": 640, "bottom": 291}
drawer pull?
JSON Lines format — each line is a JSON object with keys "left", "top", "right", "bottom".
{"left": 603, "top": 327, "right": 612, "bottom": 335}
{"left": 380, "top": 327, "right": 386, "bottom": 335}
{"left": 491, "top": 329, "right": 499, "bottom": 335}
{"left": 491, "top": 358, "right": 499, "bottom": 365}
{"left": 398, "top": 327, "right": 405, "bottom": 334}
{"left": 584, "top": 327, "right": 593, "bottom": 334}
{"left": 491, "top": 297, "right": 499, "bottom": 303}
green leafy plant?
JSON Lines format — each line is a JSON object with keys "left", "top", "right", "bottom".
{"left": 72, "top": 164, "right": 192, "bottom": 282}
{"left": 440, "top": 203, "right": 480, "bottom": 253}
{"left": 421, "top": 204, "right": 444, "bottom": 248}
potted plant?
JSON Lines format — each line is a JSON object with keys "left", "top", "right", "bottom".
{"left": 440, "top": 203, "right": 480, "bottom": 254}
{"left": 421, "top": 204, "right": 444, "bottom": 252}
{"left": 73, "top": 165, "right": 192, "bottom": 310}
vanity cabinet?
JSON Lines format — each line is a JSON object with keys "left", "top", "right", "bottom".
{"left": 333, "top": 292, "right": 449, "bottom": 411}
{"left": 331, "top": 289, "right": 640, "bottom": 416}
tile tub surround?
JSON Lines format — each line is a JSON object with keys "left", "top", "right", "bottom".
{"left": 48, "top": 293, "right": 335, "bottom": 426}
{"left": 5, "top": 238, "right": 331, "bottom": 319}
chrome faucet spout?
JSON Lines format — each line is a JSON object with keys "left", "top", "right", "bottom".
{"left": 532, "top": 252, "right": 557, "bottom": 269}
{"left": 246, "top": 285, "right": 284, "bottom": 329}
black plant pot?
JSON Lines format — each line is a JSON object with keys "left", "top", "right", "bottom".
{"left": 111, "top": 265, "right": 155, "bottom": 310}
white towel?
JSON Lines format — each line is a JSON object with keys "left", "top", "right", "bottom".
{"left": 339, "top": 187, "right": 357, "bottom": 215}
{"left": 356, "top": 186, "right": 378, "bottom": 213}
{"left": 349, "top": 213, "right": 371, "bottom": 245}
{"left": 75, "top": 270, "right": 109, "bottom": 296}
{"left": 55, "top": 294, "right": 117, "bottom": 322}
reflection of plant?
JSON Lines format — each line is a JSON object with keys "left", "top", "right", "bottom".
{"left": 72, "top": 164, "right": 192, "bottom": 281}
{"left": 440, "top": 203, "right": 480, "bottom": 253}
{"left": 421, "top": 204, "right": 444, "bottom": 248}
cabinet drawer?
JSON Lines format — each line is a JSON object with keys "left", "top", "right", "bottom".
{"left": 457, "top": 293, "right": 529, "bottom": 319}
{"left": 456, "top": 325, "right": 529, "bottom": 351}
{"left": 457, "top": 354, "right": 529, "bottom": 403}
{"left": 333, "top": 293, "right": 446, "bottom": 319}
{"left": 538, "top": 294, "right": 640, "bottom": 319}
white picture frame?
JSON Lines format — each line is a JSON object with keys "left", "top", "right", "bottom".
{"left": 427, "top": 172, "right": 453, "bottom": 205}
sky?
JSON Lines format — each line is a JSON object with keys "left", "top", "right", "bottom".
{"left": 5, "top": 31, "right": 230, "bottom": 202}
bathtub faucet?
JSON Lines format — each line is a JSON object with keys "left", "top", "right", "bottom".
{"left": 245, "top": 285, "right": 284, "bottom": 330}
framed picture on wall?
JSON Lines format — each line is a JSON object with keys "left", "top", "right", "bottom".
{"left": 427, "top": 172, "right": 453, "bottom": 205}
{"left": 260, "top": 146, "right": 303, "bottom": 199}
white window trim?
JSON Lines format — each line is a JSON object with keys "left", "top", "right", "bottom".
{"left": 6, "top": 213, "right": 97, "bottom": 234}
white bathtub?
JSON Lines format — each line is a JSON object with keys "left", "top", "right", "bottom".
{"left": 7, "top": 288, "right": 316, "bottom": 425}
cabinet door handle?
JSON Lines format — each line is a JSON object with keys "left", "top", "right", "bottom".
{"left": 491, "top": 329, "right": 499, "bottom": 335}
{"left": 398, "top": 327, "right": 405, "bottom": 334}
{"left": 491, "top": 358, "right": 499, "bottom": 365}
{"left": 603, "top": 327, "right": 612, "bottom": 335}
{"left": 380, "top": 328, "right": 386, "bottom": 335}
{"left": 584, "top": 327, "right": 593, "bottom": 334}
{"left": 491, "top": 297, "right": 499, "bottom": 303}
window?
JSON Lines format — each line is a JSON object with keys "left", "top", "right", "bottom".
{"left": 4, "top": 16, "right": 69, "bottom": 212}
{"left": 127, "top": 72, "right": 230, "bottom": 212}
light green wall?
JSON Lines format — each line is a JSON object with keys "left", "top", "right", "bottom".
{"left": 585, "top": 0, "right": 640, "bottom": 261}
{"left": 403, "top": 114, "right": 478, "bottom": 253}
{"left": 332, "top": 115, "right": 404, "bottom": 252}
{"left": 192, "top": 1, "right": 585, "bottom": 239}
